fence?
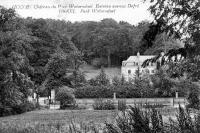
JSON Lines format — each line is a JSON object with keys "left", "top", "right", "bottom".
{"left": 32, "top": 97, "right": 187, "bottom": 109}
{"left": 76, "top": 98, "right": 187, "bottom": 107}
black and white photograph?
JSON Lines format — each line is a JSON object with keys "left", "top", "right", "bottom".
{"left": 0, "top": 0, "right": 200, "bottom": 132}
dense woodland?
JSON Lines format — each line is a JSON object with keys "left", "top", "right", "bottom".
{"left": 0, "top": 0, "right": 200, "bottom": 116}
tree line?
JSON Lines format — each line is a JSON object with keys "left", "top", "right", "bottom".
{"left": 0, "top": 0, "right": 200, "bottom": 116}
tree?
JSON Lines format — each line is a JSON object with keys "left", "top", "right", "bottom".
{"left": 143, "top": 0, "right": 200, "bottom": 81}
{"left": 0, "top": 6, "right": 34, "bottom": 116}
{"left": 89, "top": 67, "right": 110, "bottom": 86}
{"left": 71, "top": 19, "right": 141, "bottom": 66}
{"left": 92, "top": 27, "right": 117, "bottom": 67}
{"left": 144, "top": 32, "right": 184, "bottom": 55}
{"left": 55, "top": 86, "right": 75, "bottom": 109}
{"left": 150, "top": 68, "right": 175, "bottom": 97}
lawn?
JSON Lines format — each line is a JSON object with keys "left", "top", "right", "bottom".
{"left": 0, "top": 109, "right": 117, "bottom": 133}
{"left": 0, "top": 107, "right": 182, "bottom": 133}
{"left": 0, "top": 109, "right": 117, "bottom": 124}
{"left": 80, "top": 64, "right": 121, "bottom": 80}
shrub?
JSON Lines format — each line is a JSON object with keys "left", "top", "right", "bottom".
{"left": 88, "top": 67, "right": 110, "bottom": 86}
{"left": 0, "top": 101, "right": 37, "bottom": 117}
{"left": 187, "top": 91, "right": 200, "bottom": 109}
{"left": 118, "top": 99, "right": 126, "bottom": 111}
{"left": 75, "top": 85, "right": 113, "bottom": 98}
{"left": 105, "top": 105, "right": 200, "bottom": 133}
{"left": 92, "top": 99, "right": 115, "bottom": 110}
{"left": 13, "top": 101, "right": 37, "bottom": 114}
{"left": 55, "top": 86, "right": 76, "bottom": 109}
{"left": 103, "top": 99, "right": 116, "bottom": 110}
{"left": 114, "top": 84, "right": 141, "bottom": 98}
{"left": 186, "top": 82, "right": 200, "bottom": 109}
{"left": 105, "top": 106, "right": 163, "bottom": 133}
{"left": 92, "top": 99, "right": 104, "bottom": 110}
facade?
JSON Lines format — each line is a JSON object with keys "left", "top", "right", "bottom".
{"left": 121, "top": 52, "right": 157, "bottom": 81}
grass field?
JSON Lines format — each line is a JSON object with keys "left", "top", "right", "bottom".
{"left": 0, "top": 109, "right": 117, "bottom": 133}
{"left": 0, "top": 109, "right": 117, "bottom": 125}
{"left": 0, "top": 107, "right": 181, "bottom": 133}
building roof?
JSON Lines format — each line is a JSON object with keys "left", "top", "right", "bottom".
{"left": 125, "top": 55, "right": 155, "bottom": 62}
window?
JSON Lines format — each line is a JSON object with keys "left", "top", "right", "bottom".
{"left": 128, "top": 70, "right": 131, "bottom": 74}
{"left": 151, "top": 70, "right": 155, "bottom": 73}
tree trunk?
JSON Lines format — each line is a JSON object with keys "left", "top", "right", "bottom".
{"left": 107, "top": 49, "right": 111, "bottom": 67}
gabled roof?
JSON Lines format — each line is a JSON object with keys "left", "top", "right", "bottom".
{"left": 125, "top": 55, "right": 155, "bottom": 62}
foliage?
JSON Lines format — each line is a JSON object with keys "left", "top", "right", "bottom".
{"left": 75, "top": 85, "right": 113, "bottom": 98}
{"left": 92, "top": 99, "right": 115, "bottom": 110}
{"left": 71, "top": 19, "right": 150, "bottom": 66}
{"left": 117, "top": 99, "right": 126, "bottom": 111}
{"left": 113, "top": 84, "right": 141, "bottom": 98}
{"left": 186, "top": 82, "right": 200, "bottom": 109}
{"left": 105, "top": 106, "right": 200, "bottom": 133}
{"left": 0, "top": 101, "right": 37, "bottom": 116}
{"left": 55, "top": 86, "right": 76, "bottom": 109}
{"left": 67, "top": 70, "right": 87, "bottom": 88}
{"left": 144, "top": 32, "right": 184, "bottom": 55}
{"left": 150, "top": 68, "right": 176, "bottom": 97}
{"left": 143, "top": 0, "right": 200, "bottom": 81}
{"left": 0, "top": 6, "right": 35, "bottom": 116}
{"left": 88, "top": 67, "right": 110, "bottom": 86}
{"left": 112, "top": 76, "right": 126, "bottom": 86}
{"left": 75, "top": 83, "right": 148, "bottom": 98}
{"left": 105, "top": 106, "right": 163, "bottom": 133}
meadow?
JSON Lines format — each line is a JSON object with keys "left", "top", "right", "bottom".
{"left": 0, "top": 109, "right": 117, "bottom": 133}
{"left": 0, "top": 106, "right": 181, "bottom": 133}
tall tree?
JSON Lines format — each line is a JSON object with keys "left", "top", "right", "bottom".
{"left": 0, "top": 6, "right": 34, "bottom": 115}
{"left": 143, "top": 0, "right": 200, "bottom": 81}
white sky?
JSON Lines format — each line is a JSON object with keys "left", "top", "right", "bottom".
{"left": 0, "top": 0, "right": 153, "bottom": 25}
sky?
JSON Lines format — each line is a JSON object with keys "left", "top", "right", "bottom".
{"left": 0, "top": 0, "right": 153, "bottom": 25}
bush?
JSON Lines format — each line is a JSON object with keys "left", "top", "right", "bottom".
{"left": 12, "top": 101, "right": 37, "bottom": 114}
{"left": 118, "top": 100, "right": 126, "bottom": 111}
{"left": 0, "top": 101, "right": 37, "bottom": 117}
{"left": 92, "top": 99, "right": 115, "bottom": 110}
{"left": 186, "top": 82, "right": 200, "bottom": 109}
{"left": 105, "top": 106, "right": 163, "bottom": 133}
{"left": 187, "top": 91, "right": 200, "bottom": 109}
{"left": 55, "top": 86, "right": 76, "bottom": 109}
{"left": 0, "top": 105, "right": 13, "bottom": 117}
{"left": 114, "top": 84, "right": 141, "bottom": 98}
{"left": 75, "top": 85, "right": 113, "bottom": 98}
{"left": 88, "top": 67, "right": 110, "bottom": 86}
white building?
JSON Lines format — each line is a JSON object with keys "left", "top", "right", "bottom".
{"left": 121, "top": 52, "right": 157, "bottom": 81}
